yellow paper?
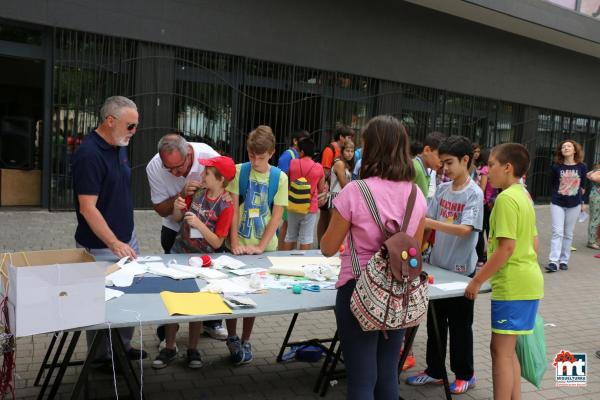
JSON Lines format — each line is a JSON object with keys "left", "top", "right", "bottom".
{"left": 267, "top": 256, "right": 341, "bottom": 268}
{"left": 160, "top": 291, "right": 232, "bottom": 316}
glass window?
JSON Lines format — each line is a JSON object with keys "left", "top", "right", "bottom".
{"left": 580, "top": 0, "right": 600, "bottom": 17}
{"left": 546, "top": 0, "right": 577, "bottom": 10}
{"left": 0, "top": 23, "right": 42, "bottom": 45}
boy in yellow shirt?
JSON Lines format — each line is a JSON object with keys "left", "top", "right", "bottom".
{"left": 226, "top": 125, "right": 288, "bottom": 365}
{"left": 465, "top": 143, "right": 544, "bottom": 400}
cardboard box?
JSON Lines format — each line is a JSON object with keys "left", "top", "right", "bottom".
{"left": 0, "top": 249, "right": 106, "bottom": 337}
{"left": 0, "top": 169, "right": 41, "bottom": 206}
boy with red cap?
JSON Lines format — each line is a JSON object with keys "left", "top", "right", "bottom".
{"left": 152, "top": 155, "right": 236, "bottom": 370}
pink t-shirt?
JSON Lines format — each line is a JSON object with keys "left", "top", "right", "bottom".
{"left": 332, "top": 177, "right": 427, "bottom": 288}
{"left": 478, "top": 166, "right": 495, "bottom": 205}
{"left": 289, "top": 158, "right": 325, "bottom": 213}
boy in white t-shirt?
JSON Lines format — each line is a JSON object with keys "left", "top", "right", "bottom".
{"left": 407, "top": 135, "right": 483, "bottom": 395}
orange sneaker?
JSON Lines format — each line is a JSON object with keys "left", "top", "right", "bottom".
{"left": 401, "top": 354, "right": 417, "bottom": 371}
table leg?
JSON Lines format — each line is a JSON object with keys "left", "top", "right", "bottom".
{"left": 69, "top": 331, "right": 102, "bottom": 400}
{"left": 111, "top": 328, "right": 143, "bottom": 400}
{"left": 276, "top": 313, "right": 299, "bottom": 362}
{"left": 430, "top": 300, "right": 452, "bottom": 400}
{"left": 36, "top": 332, "right": 65, "bottom": 397}
{"left": 319, "top": 343, "right": 343, "bottom": 397}
{"left": 34, "top": 333, "right": 59, "bottom": 387}
{"left": 313, "top": 330, "right": 339, "bottom": 393}
{"left": 44, "top": 331, "right": 81, "bottom": 400}
{"left": 398, "top": 325, "right": 419, "bottom": 372}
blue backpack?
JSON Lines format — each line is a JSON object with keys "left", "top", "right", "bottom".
{"left": 238, "top": 162, "right": 281, "bottom": 210}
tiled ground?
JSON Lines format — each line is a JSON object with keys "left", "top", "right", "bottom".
{"left": 1, "top": 205, "right": 599, "bottom": 399}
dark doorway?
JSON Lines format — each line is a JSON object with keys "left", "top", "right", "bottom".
{"left": 0, "top": 55, "right": 44, "bottom": 206}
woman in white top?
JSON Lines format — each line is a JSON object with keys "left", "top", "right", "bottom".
{"left": 328, "top": 140, "right": 355, "bottom": 208}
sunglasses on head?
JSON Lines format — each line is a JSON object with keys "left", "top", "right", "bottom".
{"left": 109, "top": 115, "right": 138, "bottom": 131}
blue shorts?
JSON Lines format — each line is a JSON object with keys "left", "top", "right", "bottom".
{"left": 491, "top": 300, "right": 539, "bottom": 335}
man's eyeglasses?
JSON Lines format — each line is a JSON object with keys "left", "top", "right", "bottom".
{"left": 162, "top": 152, "right": 189, "bottom": 172}
{"left": 109, "top": 115, "right": 138, "bottom": 131}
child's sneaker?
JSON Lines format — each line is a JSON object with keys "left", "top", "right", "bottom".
{"left": 401, "top": 354, "right": 417, "bottom": 371}
{"left": 186, "top": 348, "right": 203, "bottom": 369}
{"left": 450, "top": 375, "right": 476, "bottom": 394}
{"left": 406, "top": 371, "right": 443, "bottom": 386}
{"left": 241, "top": 341, "right": 253, "bottom": 364}
{"left": 151, "top": 348, "right": 177, "bottom": 369}
{"left": 226, "top": 336, "right": 244, "bottom": 365}
{"left": 204, "top": 323, "right": 228, "bottom": 340}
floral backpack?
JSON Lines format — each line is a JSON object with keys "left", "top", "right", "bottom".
{"left": 348, "top": 180, "right": 429, "bottom": 334}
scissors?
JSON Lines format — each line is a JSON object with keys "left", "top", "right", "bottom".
{"left": 301, "top": 284, "right": 321, "bottom": 292}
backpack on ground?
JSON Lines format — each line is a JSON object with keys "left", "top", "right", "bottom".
{"left": 238, "top": 162, "right": 281, "bottom": 210}
{"left": 288, "top": 159, "right": 315, "bottom": 215}
{"left": 348, "top": 181, "right": 429, "bottom": 334}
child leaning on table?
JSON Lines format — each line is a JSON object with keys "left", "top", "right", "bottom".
{"left": 406, "top": 135, "right": 483, "bottom": 395}
{"left": 226, "top": 125, "right": 288, "bottom": 365}
{"left": 464, "top": 143, "right": 543, "bottom": 400}
{"left": 151, "top": 156, "right": 236, "bottom": 370}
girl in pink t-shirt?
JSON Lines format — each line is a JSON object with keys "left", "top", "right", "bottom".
{"left": 282, "top": 138, "right": 326, "bottom": 250}
{"left": 321, "top": 115, "right": 427, "bottom": 400}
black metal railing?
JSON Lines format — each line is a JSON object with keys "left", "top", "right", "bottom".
{"left": 50, "top": 28, "right": 600, "bottom": 209}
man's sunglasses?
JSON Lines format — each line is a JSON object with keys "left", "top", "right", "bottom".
{"left": 109, "top": 115, "right": 138, "bottom": 131}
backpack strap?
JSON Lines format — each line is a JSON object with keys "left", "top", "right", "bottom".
{"left": 239, "top": 162, "right": 280, "bottom": 210}
{"left": 267, "top": 166, "right": 281, "bottom": 209}
{"left": 287, "top": 149, "right": 296, "bottom": 159}
{"left": 349, "top": 179, "right": 387, "bottom": 279}
{"left": 400, "top": 184, "right": 417, "bottom": 233}
{"left": 348, "top": 181, "right": 418, "bottom": 279}
{"left": 238, "top": 162, "right": 252, "bottom": 204}
{"left": 354, "top": 180, "right": 387, "bottom": 237}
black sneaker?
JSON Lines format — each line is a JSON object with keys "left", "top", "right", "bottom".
{"left": 559, "top": 263, "right": 568, "bottom": 271}
{"left": 546, "top": 263, "right": 558, "bottom": 273}
{"left": 127, "top": 347, "right": 148, "bottom": 360}
{"left": 595, "top": 350, "right": 600, "bottom": 359}
{"left": 187, "top": 349, "right": 203, "bottom": 369}
{"left": 152, "top": 348, "right": 177, "bottom": 369}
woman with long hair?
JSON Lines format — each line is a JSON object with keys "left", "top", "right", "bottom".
{"left": 546, "top": 139, "right": 587, "bottom": 272}
{"left": 328, "top": 140, "right": 356, "bottom": 208}
{"left": 321, "top": 115, "right": 427, "bottom": 399}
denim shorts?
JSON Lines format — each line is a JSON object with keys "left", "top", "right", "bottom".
{"left": 285, "top": 211, "right": 317, "bottom": 245}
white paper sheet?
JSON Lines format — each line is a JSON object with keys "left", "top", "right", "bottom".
{"left": 136, "top": 256, "right": 163, "bottom": 262}
{"left": 168, "top": 263, "right": 229, "bottom": 279}
{"left": 202, "top": 277, "right": 256, "bottom": 295}
{"left": 212, "top": 255, "right": 246, "bottom": 269}
{"left": 145, "top": 262, "right": 196, "bottom": 280}
{"left": 120, "top": 261, "right": 147, "bottom": 276}
{"left": 105, "top": 288, "right": 124, "bottom": 301}
{"left": 267, "top": 256, "right": 341, "bottom": 268}
{"left": 116, "top": 256, "right": 130, "bottom": 266}
{"left": 431, "top": 282, "right": 468, "bottom": 291}
{"left": 105, "top": 268, "right": 135, "bottom": 287}
{"left": 229, "top": 268, "right": 266, "bottom": 276}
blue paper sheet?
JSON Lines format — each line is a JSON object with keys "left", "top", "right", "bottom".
{"left": 113, "top": 276, "right": 200, "bottom": 294}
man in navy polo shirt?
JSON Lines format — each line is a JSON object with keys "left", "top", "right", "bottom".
{"left": 72, "top": 95, "right": 146, "bottom": 367}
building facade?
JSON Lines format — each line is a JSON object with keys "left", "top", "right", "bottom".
{"left": 0, "top": 0, "right": 599, "bottom": 209}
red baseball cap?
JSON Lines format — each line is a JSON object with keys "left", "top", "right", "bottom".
{"left": 199, "top": 156, "right": 236, "bottom": 181}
